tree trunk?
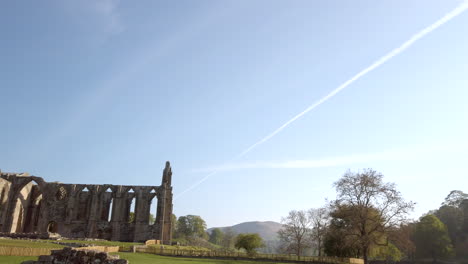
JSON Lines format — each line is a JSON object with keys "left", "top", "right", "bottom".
{"left": 363, "top": 246, "right": 368, "bottom": 264}
{"left": 319, "top": 241, "right": 322, "bottom": 256}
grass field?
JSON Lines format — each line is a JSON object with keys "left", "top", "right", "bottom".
{"left": 113, "top": 252, "right": 290, "bottom": 264}
{"left": 0, "top": 239, "right": 288, "bottom": 264}
{"left": 0, "top": 252, "right": 290, "bottom": 264}
{"left": 0, "top": 255, "right": 37, "bottom": 264}
{"left": 0, "top": 238, "right": 64, "bottom": 248}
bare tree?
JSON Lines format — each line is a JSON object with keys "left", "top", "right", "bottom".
{"left": 221, "top": 228, "right": 236, "bottom": 249}
{"left": 308, "top": 207, "right": 329, "bottom": 256}
{"left": 278, "top": 210, "right": 312, "bottom": 256}
{"left": 441, "top": 190, "right": 468, "bottom": 207}
{"left": 332, "top": 169, "right": 414, "bottom": 264}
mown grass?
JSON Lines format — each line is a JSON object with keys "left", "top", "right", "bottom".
{"left": 0, "top": 238, "right": 64, "bottom": 248}
{"left": 113, "top": 252, "right": 290, "bottom": 264}
{"left": 0, "top": 255, "right": 37, "bottom": 264}
{"left": 0, "top": 238, "right": 209, "bottom": 251}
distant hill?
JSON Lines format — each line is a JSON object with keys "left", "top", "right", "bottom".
{"left": 208, "top": 221, "right": 282, "bottom": 241}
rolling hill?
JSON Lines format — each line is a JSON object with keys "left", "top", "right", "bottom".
{"left": 208, "top": 221, "right": 282, "bottom": 241}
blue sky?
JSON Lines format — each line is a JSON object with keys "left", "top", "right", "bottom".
{"left": 1, "top": 0, "right": 468, "bottom": 228}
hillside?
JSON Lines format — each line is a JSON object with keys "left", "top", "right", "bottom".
{"left": 208, "top": 221, "right": 282, "bottom": 241}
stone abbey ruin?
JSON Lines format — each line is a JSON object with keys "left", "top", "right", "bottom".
{"left": 0, "top": 162, "right": 173, "bottom": 243}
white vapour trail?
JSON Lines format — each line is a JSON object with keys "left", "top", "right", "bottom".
{"left": 175, "top": 1, "right": 468, "bottom": 200}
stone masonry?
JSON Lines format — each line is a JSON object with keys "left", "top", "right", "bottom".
{"left": 0, "top": 162, "right": 173, "bottom": 243}
{"left": 22, "top": 247, "right": 128, "bottom": 264}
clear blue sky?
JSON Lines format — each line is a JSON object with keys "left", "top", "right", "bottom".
{"left": 1, "top": 0, "right": 467, "bottom": 228}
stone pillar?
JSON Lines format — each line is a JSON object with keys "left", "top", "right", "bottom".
{"left": 110, "top": 186, "right": 126, "bottom": 241}
{"left": 161, "top": 186, "right": 173, "bottom": 245}
{"left": 35, "top": 192, "right": 48, "bottom": 234}
{"left": 65, "top": 186, "right": 79, "bottom": 224}
{"left": 153, "top": 162, "right": 174, "bottom": 244}
{"left": 0, "top": 179, "right": 12, "bottom": 229}
{"left": 154, "top": 186, "right": 172, "bottom": 244}
{"left": 2, "top": 178, "right": 21, "bottom": 232}
{"left": 86, "top": 186, "right": 100, "bottom": 238}
{"left": 133, "top": 188, "right": 152, "bottom": 242}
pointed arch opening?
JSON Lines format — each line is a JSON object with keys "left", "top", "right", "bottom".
{"left": 127, "top": 188, "right": 136, "bottom": 224}
{"left": 11, "top": 179, "right": 43, "bottom": 233}
{"left": 102, "top": 187, "right": 114, "bottom": 222}
{"left": 149, "top": 189, "right": 157, "bottom": 225}
{"left": 77, "top": 187, "right": 91, "bottom": 220}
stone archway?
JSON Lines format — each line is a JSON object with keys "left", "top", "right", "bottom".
{"left": 47, "top": 221, "right": 58, "bottom": 233}
{"left": 11, "top": 179, "right": 44, "bottom": 233}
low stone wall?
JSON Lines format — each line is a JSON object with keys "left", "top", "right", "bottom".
{"left": 349, "top": 258, "right": 364, "bottom": 264}
{"left": 0, "top": 247, "right": 61, "bottom": 256}
{"left": 22, "top": 247, "right": 128, "bottom": 264}
{"left": 0, "top": 232, "right": 50, "bottom": 239}
{"left": 76, "top": 246, "right": 120, "bottom": 253}
{"left": 145, "top": 239, "right": 161, "bottom": 246}
{"left": 138, "top": 246, "right": 364, "bottom": 264}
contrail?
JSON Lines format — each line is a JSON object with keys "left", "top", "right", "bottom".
{"left": 175, "top": 1, "right": 468, "bottom": 200}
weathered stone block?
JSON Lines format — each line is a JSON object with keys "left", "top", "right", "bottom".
{"left": 38, "top": 255, "right": 54, "bottom": 261}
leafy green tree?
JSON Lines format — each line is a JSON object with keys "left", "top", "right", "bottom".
{"left": 370, "top": 243, "right": 402, "bottom": 262}
{"left": 432, "top": 190, "right": 468, "bottom": 258}
{"left": 176, "top": 215, "right": 207, "bottom": 238}
{"left": 388, "top": 224, "right": 416, "bottom": 260}
{"left": 325, "top": 206, "right": 404, "bottom": 261}
{"left": 149, "top": 213, "right": 155, "bottom": 225}
{"left": 128, "top": 212, "right": 135, "bottom": 223}
{"left": 331, "top": 169, "right": 414, "bottom": 264}
{"left": 435, "top": 205, "right": 463, "bottom": 247}
{"left": 333, "top": 169, "right": 414, "bottom": 264}
{"left": 209, "top": 228, "right": 224, "bottom": 245}
{"left": 324, "top": 223, "right": 359, "bottom": 257}
{"left": 171, "top": 214, "right": 177, "bottom": 238}
{"left": 414, "top": 214, "right": 454, "bottom": 261}
{"left": 419, "top": 190, "right": 468, "bottom": 258}
{"left": 324, "top": 205, "right": 366, "bottom": 258}
{"left": 235, "top": 233, "right": 264, "bottom": 255}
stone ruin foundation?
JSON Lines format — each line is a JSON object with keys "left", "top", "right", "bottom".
{"left": 22, "top": 247, "right": 128, "bottom": 264}
{"left": 0, "top": 162, "right": 173, "bottom": 243}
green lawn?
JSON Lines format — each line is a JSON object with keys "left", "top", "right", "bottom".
{"left": 0, "top": 255, "right": 37, "bottom": 264}
{"left": 0, "top": 253, "right": 292, "bottom": 264}
{"left": 113, "top": 252, "right": 290, "bottom": 264}
{"left": 0, "top": 238, "right": 64, "bottom": 248}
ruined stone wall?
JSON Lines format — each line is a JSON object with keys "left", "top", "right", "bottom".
{"left": 22, "top": 247, "right": 128, "bottom": 264}
{"left": 0, "top": 177, "right": 12, "bottom": 231}
{"left": 0, "top": 162, "right": 173, "bottom": 243}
